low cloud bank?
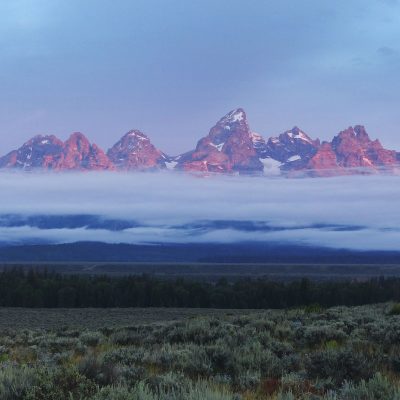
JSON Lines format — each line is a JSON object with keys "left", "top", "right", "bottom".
{"left": 0, "top": 171, "right": 399, "bottom": 251}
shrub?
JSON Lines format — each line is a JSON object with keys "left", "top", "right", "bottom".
{"left": 25, "top": 366, "right": 97, "bottom": 400}
{"left": 103, "top": 347, "right": 146, "bottom": 366}
{"left": 235, "top": 370, "right": 261, "bottom": 390}
{"left": 92, "top": 382, "right": 154, "bottom": 400}
{"left": 182, "top": 380, "right": 239, "bottom": 400}
{"left": 78, "top": 353, "right": 122, "bottom": 386}
{"left": 0, "top": 303, "right": 400, "bottom": 400}
{"left": 299, "top": 324, "right": 347, "bottom": 346}
{"left": 41, "top": 336, "right": 79, "bottom": 353}
{"left": 80, "top": 331, "right": 104, "bottom": 347}
{"left": 0, "top": 365, "right": 37, "bottom": 400}
{"left": 306, "top": 348, "right": 374, "bottom": 384}
{"left": 145, "top": 371, "right": 190, "bottom": 395}
{"left": 388, "top": 303, "right": 400, "bottom": 315}
{"left": 182, "top": 346, "right": 212, "bottom": 375}
{"left": 338, "top": 373, "right": 400, "bottom": 400}
{"left": 390, "top": 350, "right": 400, "bottom": 373}
{"left": 304, "top": 304, "right": 324, "bottom": 314}
{"left": 110, "top": 330, "right": 143, "bottom": 346}
{"left": 93, "top": 380, "right": 238, "bottom": 400}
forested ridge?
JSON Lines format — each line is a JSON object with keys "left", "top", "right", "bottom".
{"left": 0, "top": 268, "right": 399, "bottom": 308}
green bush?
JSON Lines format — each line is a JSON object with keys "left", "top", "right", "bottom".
{"left": 80, "top": 331, "right": 104, "bottom": 347}
{"left": 306, "top": 348, "right": 374, "bottom": 384}
{"left": 388, "top": 303, "right": 400, "bottom": 316}
{"left": 78, "top": 353, "right": 123, "bottom": 386}
{"left": 304, "top": 303, "right": 324, "bottom": 314}
{"left": 338, "top": 373, "right": 400, "bottom": 400}
{"left": 92, "top": 382, "right": 154, "bottom": 400}
{"left": 0, "top": 303, "right": 400, "bottom": 399}
{"left": 25, "top": 366, "right": 97, "bottom": 400}
{"left": 93, "top": 380, "right": 237, "bottom": 400}
{"left": 0, "top": 365, "right": 37, "bottom": 400}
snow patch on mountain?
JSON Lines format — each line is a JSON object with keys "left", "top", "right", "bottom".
{"left": 259, "top": 157, "right": 282, "bottom": 175}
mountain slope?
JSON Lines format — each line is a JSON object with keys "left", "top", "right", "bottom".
{"left": 0, "top": 110, "right": 398, "bottom": 176}
{"left": 0, "top": 133, "right": 114, "bottom": 171}
{"left": 107, "top": 130, "right": 168, "bottom": 170}
{"left": 0, "top": 135, "right": 65, "bottom": 170}
{"left": 177, "top": 109, "right": 264, "bottom": 174}
{"left": 298, "top": 126, "right": 399, "bottom": 177}
{"left": 62, "top": 133, "right": 114, "bottom": 170}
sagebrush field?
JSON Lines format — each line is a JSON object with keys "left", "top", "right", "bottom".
{"left": 2, "top": 303, "right": 400, "bottom": 399}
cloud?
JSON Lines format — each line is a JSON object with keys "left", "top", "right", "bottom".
{"left": 377, "top": 46, "right": 399, "bottom": 57}
{"left": 0, "top": 172, "right": 399, "bottom": 251}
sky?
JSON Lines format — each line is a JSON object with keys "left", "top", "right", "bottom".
{"left": 0, "top": 172, "right": 400, "bottom": 251}
{"left": 1, "top": 0, "right": 400, "bottom": 156}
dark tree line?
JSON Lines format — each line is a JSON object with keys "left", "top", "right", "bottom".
{"left": 0, "top": 268, "right": 399, "bottom": 308}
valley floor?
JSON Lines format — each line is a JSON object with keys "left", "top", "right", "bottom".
{"left": 0, "top": 307, "right": 253, "bottom": 330}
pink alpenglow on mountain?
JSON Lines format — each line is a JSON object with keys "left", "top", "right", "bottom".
{"left": 0, "top": 135, "right": 66, "bottom": 170}
{"left": 177, "top": 109, "right": 263, "bottom": 174}
{"left": 0, "top": 133, "right": 113, "bottom": 171}
{"left": 0, "top": 109, "right": 399, "bottom": 176}
{"left": 107, "top": 130, "right": 168, "bottom": 171}
{"left": 331, "top": 126, "right": 398, "bottom": 169}
{"left": 304, "top": 142, "right": 343, "bottom": 177}
{"left": 62, "top": 133, "right": 114, "bottom": 171}
{"left": 266, "top": 127, "right": 320, "bottom": 165}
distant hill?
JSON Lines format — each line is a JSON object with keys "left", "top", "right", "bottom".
{"left": 1, "top": 241, "right": 400, "bottom": 264}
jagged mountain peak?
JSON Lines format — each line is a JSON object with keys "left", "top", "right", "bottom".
{"left": 64, "top": 132, "right": 92, "bottom": 152}
{"left": 354, "top": 125, "right": 372, "bottom": 145}
{"left": 205, "top": 108, "right": 246, "bottom": 136}
{"left": 107, "top": 129, "right": 167, "bottom": 171}
{"left": 284, "top": 127, "right": 315, "bottom": 143}
{"left": 219, "top": 108, "right": 247, "bottom": 124}
{"left": 24, "top": 134, "right": 64, "bottom": 147}
{"left": 0, "top": 132, "right": 114, "bottom": 171}
{"left": 213, "top": 108, "right": 248, "bottom": 133}
{"left": 66, "top": 132, "right": 90, "bottom": 142}
{"left": 126, "top": 129, "right": 150, "bottom": 140}
{"left": 0, "top": 112, "right": 399, "bottom": 177}
{"left": 177, "top": 108, "right": 263, "bottom": 174}
{"left": 0, "top": 134, "right": 65, "bottom": 170}
{"left": 334, "top": 126, "right": 370, "bottom": 142}
{"left": 62, "top": 132, "right": 113, "bottom": 171}
{"left": 264, "top": 127, "right": 319, "bottom": 164}
{"left": 113, "top": 130, "right": 152, "bottom": 150}
{"left": 328, "top": 125, "right": 397, "bottom": 170}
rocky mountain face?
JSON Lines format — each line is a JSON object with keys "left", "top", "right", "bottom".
{"left": 264, "top": 127, "right": 320, "bottom": 163}
{"left": 0, "top": 133, "right": 113, "bottom": 171}
{"left": 262, "top": 127, "right": 320, "bottom": 175}
{"left": 63, "top": 133, "right": 114, "bottom": 171}
{"left": 299, "top": 126, "right": 399, "bottom": 177}
{"left": 107, "top": 130, "right": 168, "bottom": 171}
{"left": 0, "top": 135, "right": 65, "bottom": 170}
{"left": 304, "top": 142, "right": 340, "bottom": 177}
{"left": 0, "top": 109, "right": 398, "bottom": 176}
{"left": 177, "top": 109, "right": 263, "bottom": 174}
{"left": 331, "top": 126, "right": 398, "bottom": 168}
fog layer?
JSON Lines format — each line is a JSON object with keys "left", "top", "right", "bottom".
{"left": 0, "top": 172, "right": 398, "bottom": 251}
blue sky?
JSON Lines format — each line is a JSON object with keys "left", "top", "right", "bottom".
{"left": 1, "top": 0, "right": 399, "bottom": 155}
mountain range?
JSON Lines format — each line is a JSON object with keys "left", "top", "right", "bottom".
{"left": 1, "top": 109, "right": 399, "bottom": 177}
